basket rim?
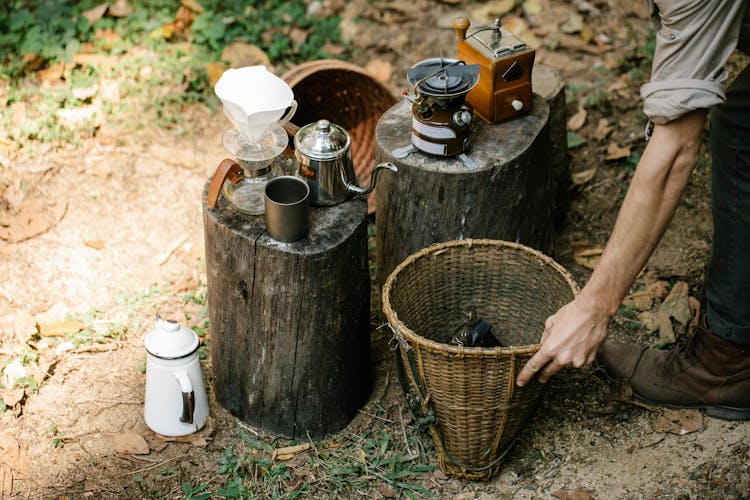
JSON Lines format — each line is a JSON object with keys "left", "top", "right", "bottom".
{"left": 381, "top": 238, "right": 580, "bottom": 356}
{"left": 281, "top": 59, "right": 396, "bottom": 103}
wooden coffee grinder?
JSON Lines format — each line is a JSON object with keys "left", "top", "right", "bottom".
{"left": 453, "top": 17, "right": 535, "bottom": 124}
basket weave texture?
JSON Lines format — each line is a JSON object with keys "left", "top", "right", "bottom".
{"left": 281, "top": 60, "right": 397, "bottom": 213}
{"left": 382, "top": 239, "right": 579, "bottom": 480}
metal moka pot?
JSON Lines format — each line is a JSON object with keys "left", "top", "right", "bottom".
{"left": 293, "top": 119, "right": 397, "bottom": 206}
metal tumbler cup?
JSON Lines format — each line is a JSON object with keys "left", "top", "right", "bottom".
{"left": 264, "top": 176, "right": 310, "bottom": 243}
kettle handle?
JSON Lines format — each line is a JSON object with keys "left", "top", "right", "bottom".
{"left": 208, "top": 158, "right": 243, "bottom": 208}
{"left": 174, "top": 371, "right": 195, "bottom": 425}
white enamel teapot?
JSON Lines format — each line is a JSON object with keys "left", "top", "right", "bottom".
{"left": 143, "top": 315, "right": 209, "bottom": 436}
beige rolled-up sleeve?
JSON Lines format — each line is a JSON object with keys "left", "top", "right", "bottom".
{"left": 641, "top": 0, "right": 746, "bottom": 124}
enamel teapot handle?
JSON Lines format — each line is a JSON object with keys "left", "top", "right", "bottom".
{"left": 174, "top": 371, "right": 195, "bottom": 425}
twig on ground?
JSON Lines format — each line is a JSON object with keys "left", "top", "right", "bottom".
{"left": 641, "top": 436, "right": 666, "bottom": 449}
{"left": 158, "top": 235, "right": 189, "bottom": 265}
{"left": 357, "top": 408, "right": 393, "bottom": 424}
{"left": 398, "top": 404, "right": 414, "bottom": 457}
{"left": 127, "top": 455, "right": 181, "bottom": 475}
{"left": 237, "top": 420, "right": 259, "bottom": 437}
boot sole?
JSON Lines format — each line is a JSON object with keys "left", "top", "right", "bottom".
{"left": 632, "top": 392, "right": 750, "bottom": 421}
{"left": 594, "top": 365, "right": 750, "bottom": 421}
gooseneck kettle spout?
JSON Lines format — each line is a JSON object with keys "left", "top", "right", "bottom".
{"left": 345, "top": 162, "right": 398, "bottom": 196}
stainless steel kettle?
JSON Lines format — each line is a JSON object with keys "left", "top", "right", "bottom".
{"left": 293, "top": 119, "right": 397, "bottom": 206}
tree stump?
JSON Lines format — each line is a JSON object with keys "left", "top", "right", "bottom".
{"left": 532, "top": 64, "right": 569, "bottom": 224}
{"left": 203, "top": 184, "right": 371, "bottom": 439}
{"left": 375, "top": 95, "right": 552, "bottom": 286}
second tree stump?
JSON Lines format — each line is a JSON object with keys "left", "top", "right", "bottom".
{"left": 375, "top": 96, "right": 552, "bottom": 286}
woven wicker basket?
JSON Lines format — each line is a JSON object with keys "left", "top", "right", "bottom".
{"left": 281, "top": 60, "right": 397, "bottom": 213}
{"left": 382, "top": 239, "right": 579, "bottom": 480}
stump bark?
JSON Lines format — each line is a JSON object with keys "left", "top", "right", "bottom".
{"left": 375, "top": 95, "right": 552, "bottom": 286}
{"left": 203, "top": 184, "right": 371, "bottom": 439}
{"left": 532, "top": 64, "right": 569, "bottom": 224}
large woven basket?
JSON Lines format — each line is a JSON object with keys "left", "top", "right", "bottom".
{"left": 281, "top": 59, "right": 397, "bottom": 213}
{"left": 382, "top": 239, "right": 579, "bottom": 480}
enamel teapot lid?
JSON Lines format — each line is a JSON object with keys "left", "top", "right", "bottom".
{"left": 144, "top": 314, "right": 199, "bottom": 359}
{"left": 294, "top": 119, "right": 351, "bottom": 161}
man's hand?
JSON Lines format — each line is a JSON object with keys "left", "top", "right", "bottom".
{"left": 516, "top": 297, "right": 610, "bottom": 386}
{"left": 515, "top": 109, "right": 706, "bottom": 387}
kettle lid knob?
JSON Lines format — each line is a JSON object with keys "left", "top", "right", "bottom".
{"left": 144, "top": 314, "right": 199, "bottom": 359}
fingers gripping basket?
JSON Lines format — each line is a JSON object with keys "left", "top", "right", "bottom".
{"left": 382, "top": 239, "right": 579, "bottom": 480}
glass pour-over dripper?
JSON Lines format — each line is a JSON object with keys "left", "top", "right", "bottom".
{"left": 220, "top": 127, "right": 288, "bottom": 215}
{"left": 211, "top": 66, "right": 297, "bottom": 215}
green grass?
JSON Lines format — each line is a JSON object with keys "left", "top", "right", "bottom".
{"left": 0, "top": 0, "right": 346, "bottom": 144}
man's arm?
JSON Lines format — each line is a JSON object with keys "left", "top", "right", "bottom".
{"left": 516, "top": 109, "right": 707, "bottom": 387}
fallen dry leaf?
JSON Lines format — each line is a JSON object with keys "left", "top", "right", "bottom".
{"left": 272, "top": 443, "right": 311, "bottom": 461}
{"left": 660, "top": 281, "right": 691, "bottom": 327}
{"left": 378, "top": 483, "right": 399, "bottom": 498}
{"left": 365, "top": 58, "right": 392, "bottom": 84}
{"left": 637, "top": 310, "right": 674, "bottom": 345}
{"left": 113, "top": 431, "right": 150, "bottom": 455}
{"left": 574, "top": 247, "right": 603, "bottom": 270}
{"left": 181, "top": 0, "right": 204, "bottom": 13}
{"left": 1, "top": 389, "right": 25, "bottom": 408}
{"left": 84, "top": 239, "right": 105, "bottom": 250}
{"left": 552, "top": 487, "right": 593, "bottom": 500}
{"left": 38, "top": 319, "right": 85, "bottom": 337}
{"left": 100, "top": 79, "right": 121, "bottom": 104}
{"left": 221, "top": 42, "right": 271, "bottom": 70}
{"left": 605, "top": 142, "right": 631, "bottom": 161}
{"left": 0, "top": 463, "right": 11, "bottom": 496}
{"left": 622, "top": 290, "right": 654, "bottom": 311}
{"left": 522, "top": 0, "right": 543, "bottom": 16}
{"left": 580, "top": 23, "right": 594, "bottom": 43}
{"left": 0, "top": 433, "right": 31, "bottom": 479}
{"left": 82, "top": 3, "right": 109, "bottom": 24}
{"left": 206, "top": 61, "right": 228, "bottom": 87}
{"left": 73, "top": 53, "right": 118, "bottom": 69}
{"left": 567, "top": 106, "right": 587, "bottom": 131}
{"left": 72, "top": 85, "right": 98, "bottom": 101}
{"left": 108, "top": 0, "right": 132, "bottom": 17}
{"left": 689, "top": 295, "right": 701, "bottom": 325}
{"left": 652, "top": 408, "right": 703, "bottom": 435}
{"left": 13, "top": 310, "right": 37, "bottom": 344}
{"left": 37, "top": 62, "right": 65, "bottom": 83}
{"left": 471, "top": 0, "right": 520, "bottom": 24}
{"left": 593, "top": 117, "right": 613, "bottom": 140}
{"left": 571, "top": 167, "right": 597, "bottom": 187}
{"left": 561, "top": 12, "right": 584, "bottom": 34}
{"left": 502, "top": 16, "right": 540, "bottom": 48}
{"left": 647, "top": 280, "right": 671, "bottom": 300}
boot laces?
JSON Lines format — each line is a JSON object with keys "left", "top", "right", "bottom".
{"left": 665, "top": 327, "right": 699, "bottom": 363}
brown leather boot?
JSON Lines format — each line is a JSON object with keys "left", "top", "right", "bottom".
{"left": 596, "top": 327, "right": 750, "bottom": 420}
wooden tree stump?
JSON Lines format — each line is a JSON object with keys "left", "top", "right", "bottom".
{"left": 203, "top": 184, "right": 371, "bottom": 439}
{"left": 375, "top": 96, "right": 552, "bottom": 286}
{"left": 532, "top": 64, "right": 569, "bottom": 223}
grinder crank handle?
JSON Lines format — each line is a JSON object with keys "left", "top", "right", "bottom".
{"left": 452, "top": 17, "right": 470, "bottom": 41}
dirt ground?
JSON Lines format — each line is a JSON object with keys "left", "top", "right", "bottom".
{"left": 1, "top": 0, "right": 749, "bottom": 498}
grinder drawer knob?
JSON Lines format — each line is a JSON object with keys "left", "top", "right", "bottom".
{"left": 511, "top": 100, "right": 524, "bottom": 111}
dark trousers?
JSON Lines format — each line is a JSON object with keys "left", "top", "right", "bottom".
{"left": 705, "top": 63, "right": 750, "bottom": 345}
